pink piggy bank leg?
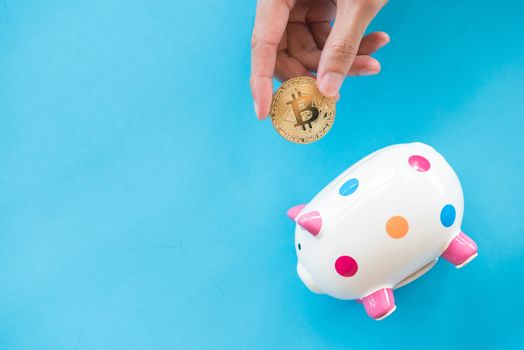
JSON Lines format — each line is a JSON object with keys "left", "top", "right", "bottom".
{"left": 441, "top": 231, "right": 478, "bottom": 268}
{"left": 361, "top": 288, "right": 396, "bottom": 320}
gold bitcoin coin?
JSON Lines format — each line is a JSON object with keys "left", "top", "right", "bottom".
{"left": 270, "top": 77, "right": 336, "bottom": 144}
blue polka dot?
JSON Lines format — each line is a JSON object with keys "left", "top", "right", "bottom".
{"left": 339, "top": 178, "right": 359, "bottom": 196}
{"left": 440, "top": 204, "right": 456, "bottom": 227}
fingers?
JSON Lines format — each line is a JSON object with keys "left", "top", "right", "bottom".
{"left": 310, "top": 27, "right": 390, "bottom": 56}
{"left": 251, "top": 0, "right": 388, "bottom": 120}
{"left": 275, "top": 52, "right": 315, "bottom": 81}
{"left": 357, "top": 31, "right": 390, "bottom": 55}
{"left": 251, "top": 0, "right": 295, "bottom": 120}
{"left": 276, "top": 53, "right": 380, "bottom": 80}
{"left": 285, "top": 29, "right": 388, "bottom": 75}
{"left": 349, "top": 55, "right": 380, "bottom": 75}
{"left": 317, "top": 0, "right": 387, "bottom": 97}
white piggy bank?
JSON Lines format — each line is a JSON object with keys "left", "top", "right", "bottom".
{"left": 287, "top": 142, "right": 478, "bottom": 320}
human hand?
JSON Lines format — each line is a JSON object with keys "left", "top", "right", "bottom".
{"left": 250, "top": 0, "right": 389, "bottom": 120}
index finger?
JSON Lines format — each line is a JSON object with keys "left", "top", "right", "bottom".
{"left": 250, "top": 0, "right": 294, "bottom": 120}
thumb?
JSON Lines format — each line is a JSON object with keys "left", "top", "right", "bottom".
{"left": 317, "top": 1, "right": 384, "bottom": 97}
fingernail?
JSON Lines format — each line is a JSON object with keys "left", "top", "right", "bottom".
{"left": 359, "top": 69, "right": 379, "bottom": 76}
{"left": 253, "top": 101, "right": 260, "bottom": 120}
{"left": 319, "top": 72, "right": 344, "bottom": 97}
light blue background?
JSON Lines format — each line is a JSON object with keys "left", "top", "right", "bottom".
{"left": 1, "top": 0, "right": 523, "bottom": 349}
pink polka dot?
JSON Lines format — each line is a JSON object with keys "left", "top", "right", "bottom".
{"left": 335, "top": 256, "right": 358, "bottom": 277}
{"left": 408, "top": 155, "right": 431, "bottom": 172}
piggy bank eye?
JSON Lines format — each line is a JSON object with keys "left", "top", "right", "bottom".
{"left": 297, "top": 243, "right": 302, "bottom": 251}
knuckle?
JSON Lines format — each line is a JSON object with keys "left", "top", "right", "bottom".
{"left": 327, "top": 39, "right": 358, "bottom": 63}
{"left": 251, "top": 32, "right": 279, "bottom": 51}
{"left": 281, "top": 0, "right": 296, "bottom": 12}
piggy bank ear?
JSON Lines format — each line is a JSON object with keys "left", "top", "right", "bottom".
{"left": 297, "top": 211, "right": 322, "bottom": 237}
{"left": 287, "top": 205, "right": 322, "bottom": 236}
{"left": 287, "top": 204, "right": 306, "bottom": 221}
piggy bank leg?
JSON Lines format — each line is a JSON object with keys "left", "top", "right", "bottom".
{"left": 441, "top": 231, "right": 478, "bottom": 268}
{"left": 361, "top": 288, "right": 396, "bottom": 320}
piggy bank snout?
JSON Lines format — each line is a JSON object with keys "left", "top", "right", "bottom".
{"left": 297, "top": 263, "right": 322, "bottom": 294}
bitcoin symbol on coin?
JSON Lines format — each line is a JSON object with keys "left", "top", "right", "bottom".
{"left": 270, "top": 77, "right": 336, "bottom": 144}
{"left": 287, "top": 91, "right": 319, "bottom": 131}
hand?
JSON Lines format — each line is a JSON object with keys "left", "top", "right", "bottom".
{"left": 250, "top": 0, "right": 389, "bottom": 120}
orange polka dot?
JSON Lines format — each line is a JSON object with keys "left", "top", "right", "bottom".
{"left": 386, "top": 216, "right": 409, "bottom": 239}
